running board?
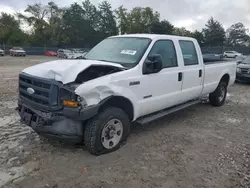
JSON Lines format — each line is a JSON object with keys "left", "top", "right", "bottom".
{"left": 136, "top": 100, "right": 201, "bottom": 125}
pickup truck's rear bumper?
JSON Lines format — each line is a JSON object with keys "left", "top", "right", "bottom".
{"left": 17, "top": 100, "right": 99, "bottom": 143}
{"left": 236, "top": 73, "right": 250, "bottom": 82}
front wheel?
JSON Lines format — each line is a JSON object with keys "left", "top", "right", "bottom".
{"left": 209, "top": 81, "right": 227, "bottom": 106}
{"left": 84, "top": 107, "right": 130, "bottom": 155}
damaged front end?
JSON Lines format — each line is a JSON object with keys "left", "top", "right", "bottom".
{"left": 17, "top": 72, "right": 98, "bottom": 142}
{"left": 17, "top": 64, "right": 124, "bottom": 142}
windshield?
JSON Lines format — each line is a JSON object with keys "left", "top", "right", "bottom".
{"left": 13, "top": 47, "right": 23, "bottom": 50}
{"left": 85, "top": 37, "right": 151, "bottom": 67}
{"left": 64, "top": 50, "right": 72, "bottom": 53}
{"left": 242, "top": 56, "right": 250, "bottom": 64}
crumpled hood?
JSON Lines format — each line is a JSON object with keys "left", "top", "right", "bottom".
{"left": 22, "top": 59, "right": 124, "bottom": 84}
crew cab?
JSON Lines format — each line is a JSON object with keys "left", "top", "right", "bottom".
{"left": 17, "top": 34, "right": 236, "bottom": 155}
{"left": 10, "top": 47, "right": 26, "bottom": 56}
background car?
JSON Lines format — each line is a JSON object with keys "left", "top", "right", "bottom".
{"left": 236, "top": 55, "right": 250, "bottom": 82}
{"left": 45, "top": 51, "right": 57, "bottom": 56}
{"left": 57, "top": 49, "right": 75, "bottom": 59}
{"left": 223, "top": 51, "right": 242, "bottom": 58}
{"left": 0, "top": 48, "right": 4, "bottom": 56}
{"left": 9, "top": 47, "right": 26, "bottom": 56}
{"left": 70, "top": 48, "right": 89, "bottom": 59}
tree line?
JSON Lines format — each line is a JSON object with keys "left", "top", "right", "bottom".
{"left": 0, "top": 0, "right": 249, "bottom": 48}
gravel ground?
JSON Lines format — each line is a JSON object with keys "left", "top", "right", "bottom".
{"left": 1, "top": 56, "right": 250, "bottom": 188}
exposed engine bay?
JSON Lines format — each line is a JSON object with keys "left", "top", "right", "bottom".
{"left": 74, "top": 65, "right": 124, "bottom": 84}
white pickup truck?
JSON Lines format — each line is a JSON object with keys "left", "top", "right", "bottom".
{"left": 17, "top": 34, "right": 236, "bottom": 155}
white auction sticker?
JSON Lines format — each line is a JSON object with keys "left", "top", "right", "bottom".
{"left": 121, "top": 50, "right": 137, "bottom": 55}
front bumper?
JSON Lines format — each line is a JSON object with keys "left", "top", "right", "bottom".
{"left": 17, "top": 100, "right": 99, "bottom": 143}
{"left": 236, "top": 73, "right": 250, "bottom": 82}
{"left": 15, "top": 52, "right": 26, "bottom": 56}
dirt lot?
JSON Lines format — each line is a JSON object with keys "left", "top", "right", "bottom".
{"left": 1, "top": 55, "right": 250, "bottom": 188}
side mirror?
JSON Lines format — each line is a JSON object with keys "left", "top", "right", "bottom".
{"left": 143, "top": 54, "right": 163, "bottom": 75}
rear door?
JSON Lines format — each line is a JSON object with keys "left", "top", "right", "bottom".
{"left": 179, "top": 40, "right": 203, "bottom": 101}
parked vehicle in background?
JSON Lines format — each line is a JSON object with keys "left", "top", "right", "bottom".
{"left": 223, "top": 51, "right": 242, "bottom": 58}
{"left": 236, "top": 55, "right": 250, "bottom": 82}
{"left": 71, "top": 48, "right": 86, "bottom": 59}
{"left": 57, "top": 49, "right": 75, "bottom": 59}
{"left": 0, "top": 48, "right": 4, "bottom": 56}
{"left": 45, "top": 51, "right": 57, "bottom": 56}
{"left": 17, "top": 34, "right": 236, "bottom": 155}
{"left": 203, "top": 52, "right": 223, "bottom": 62}
{"left": 236, "top": 55, "right": 247, "bottom": 61}
{"left": 9, "top": 47, "right": 26, "bottom": 56}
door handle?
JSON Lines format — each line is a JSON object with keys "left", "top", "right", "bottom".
{"left": 199, "top": 69, "right": 202, "bottom": 77}
{"left": 178, "top": 72, "right": 182, "bottom": 81}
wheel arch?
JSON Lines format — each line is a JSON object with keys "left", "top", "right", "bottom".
{"left": 220, "top": 73, "right": 230, "bottom": 86}
{"left": 99, "top": 96, "right": 134, "bottom": 121}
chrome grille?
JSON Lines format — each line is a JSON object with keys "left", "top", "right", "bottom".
{"left": 240, "top": 68, "right": 249, "bottom": 74}
{"left": 19, "top": 73, "right": 61, "bottom": 111}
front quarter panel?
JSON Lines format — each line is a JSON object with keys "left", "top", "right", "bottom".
{"left": 74, "top": 67, "right": 141, "bottom": 120}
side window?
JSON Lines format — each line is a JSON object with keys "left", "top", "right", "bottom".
{"left": 179, "top": 40, "right": 198, "bottom": 66}
{"left": 148, "top": 40, "right": 178, "bottom": 68}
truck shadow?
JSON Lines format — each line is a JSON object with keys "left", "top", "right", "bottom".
{"left": 131, "top": 102, "right": 210, "bottom": 134}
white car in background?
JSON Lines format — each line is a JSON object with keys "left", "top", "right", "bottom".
{"left": 223, "top": 51, "right": 242, "bottom": 58}
{"left": 9, "top": 47, "right": 26, "bottom": 56}
{"left": 71, "top": 48, "right": 89, "bottom": 59}
{"left": 0, "top": 48, "right": 4, "bottom": 56}
{"left": 57, "top": 49, "right": 75, "bottom": 59}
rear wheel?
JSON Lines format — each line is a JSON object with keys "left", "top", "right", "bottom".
{"left": 84, "top": 107, "right": 130, "bottom": 155}
{"left": 209, "top": 81, "right": 227, "bottom": 106}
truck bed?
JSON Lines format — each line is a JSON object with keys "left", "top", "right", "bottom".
{"left": 204, "top": 59, "right": 236, "bottom": 65}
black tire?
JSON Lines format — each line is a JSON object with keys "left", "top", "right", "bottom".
{"left": 84, "top": 107, "right": 130, "bottom": 155}
{"left": 209, "top": 81, "right": 227, "bottom": 106}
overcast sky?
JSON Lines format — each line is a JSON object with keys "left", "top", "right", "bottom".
{"left": 1, "top": 0, "right": 250, "bottom": 31}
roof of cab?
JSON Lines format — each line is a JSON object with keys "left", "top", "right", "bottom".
{"left": 110, "top": 33, "right": 195, "bottom": 41}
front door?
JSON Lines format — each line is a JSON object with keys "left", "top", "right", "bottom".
{"left": 138, "top": 39, "right": 183, "bottom": 117}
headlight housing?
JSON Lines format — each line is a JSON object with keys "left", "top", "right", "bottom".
{"left": 236, "top": 68, "right": 241, "bottom": 73}
{"left": 59, "top": 87, "right": 87, "bottom": 108}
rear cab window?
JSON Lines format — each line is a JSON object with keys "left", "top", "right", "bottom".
{"left": 179, "top": 40, "right": 199, "bottom": 66}
{"left": 148, "top": 40, "right": 178, "bottom": 68}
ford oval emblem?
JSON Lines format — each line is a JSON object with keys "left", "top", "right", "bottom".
{"left": 27, "top": 87, "right": 35, "bottom": 95}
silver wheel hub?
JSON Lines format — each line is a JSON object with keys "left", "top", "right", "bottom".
{"left": 219, "top": 87, "right": 225, "bottom": 101}
{"left": 101, "top": 119, "right": 123, "bottom": 149}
